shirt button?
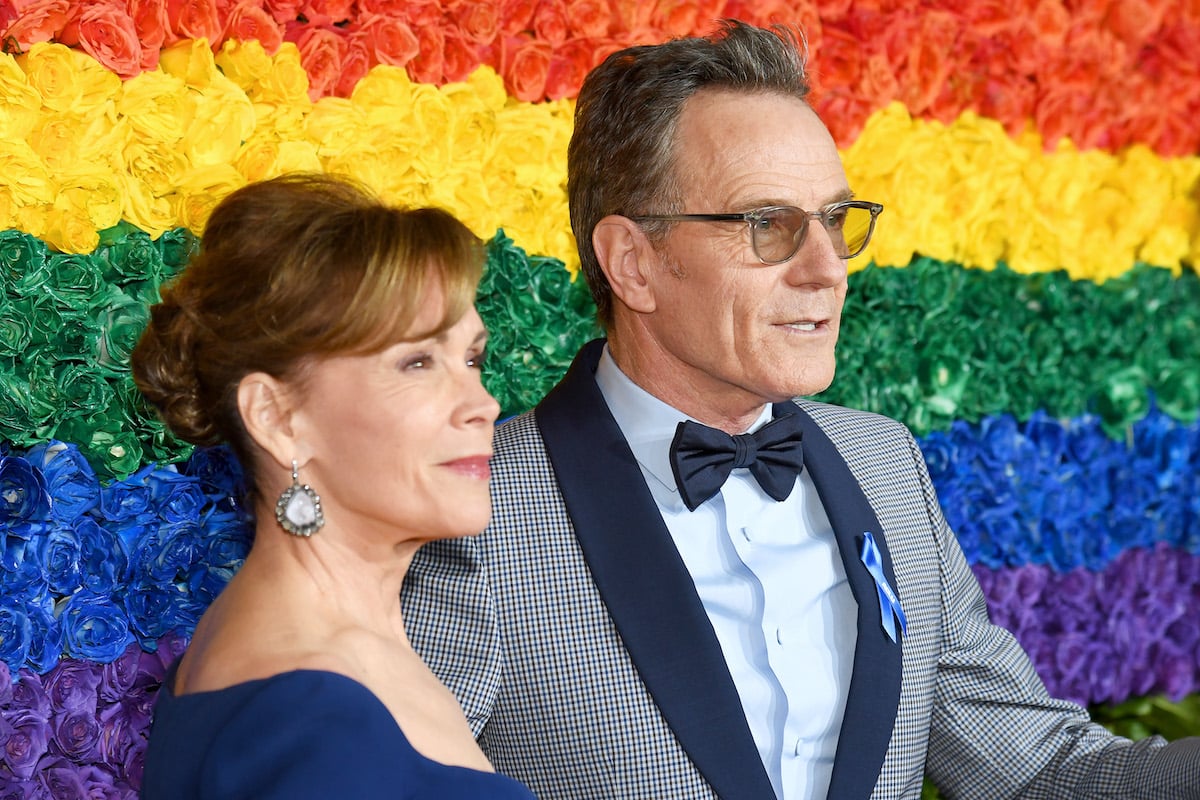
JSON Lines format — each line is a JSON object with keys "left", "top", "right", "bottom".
{"left": 775, "top": 627, "right": 784, "bottom": 645}
{"left": 741, "top": 526, "right": 752, "bottom": 542}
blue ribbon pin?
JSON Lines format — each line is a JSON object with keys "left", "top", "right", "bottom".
{"left": 859, "top": 531, "right": 907, "bottom": 643}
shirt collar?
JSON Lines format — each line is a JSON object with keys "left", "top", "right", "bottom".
{"left": 594, "top": 344, "right": 773, "bottom": 496}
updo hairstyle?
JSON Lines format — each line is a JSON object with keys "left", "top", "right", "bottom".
{"left": 131, "top": 173, "right": 484, "bottom": 488}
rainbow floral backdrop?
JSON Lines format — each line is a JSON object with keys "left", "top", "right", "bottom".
{"left": 1, "top": 0, "right": 1198, "bottom": 794}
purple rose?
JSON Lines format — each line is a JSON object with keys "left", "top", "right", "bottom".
{"left": 150, "top": 630, "right": 188, "bottom": 675}
{"left": 0, "top": 661, "right": 11, "bottom": 705}
{"left": 50, "top": 707, "right": 102, "bottom": 762}
{"left": 98, "top": 693, "right": 154, "bottom": 773}
{"left": 37, "top": 758, "right": 122, "bottom": 800}
{"left": 99, "top": 644, "right": 142, "bottom": 704}
{"left": 10, "top": 671, "right": 50, "bottom": 719}
{"left": 1, "top": 709, "right": 51, "bottom": 779}
{"left": 22, "top": 441, "right": 100, "bottom": 524}
{"left": 44, "top": 660, "right": 102, "bottom": 715}
{"left": 0, "top": 772, "right": 37, "bottom": 800}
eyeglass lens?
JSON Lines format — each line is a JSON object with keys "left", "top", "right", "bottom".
{"left": 752, "top": 205, "right": 874, "bottom": 262}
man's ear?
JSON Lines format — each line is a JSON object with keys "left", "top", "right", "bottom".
{"left": 236, "top": 372, "right": 304, "bottom": 472}
{"left": 592, "top": 215, "right": 660, "bottom": 314}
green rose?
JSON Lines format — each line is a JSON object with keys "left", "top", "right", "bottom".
{"left": 43, "top": 252, "right": 106, "bottom": 306}
{"left": 92, "top": 285, "right": 151, "bottom": 376}
{"left": 0, "top": 230, "right": 49, "bottom": 297}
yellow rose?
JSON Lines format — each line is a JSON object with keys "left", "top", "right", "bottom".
{"left": 248, "top": 43, "right": 311, "bottom": 108}
{"left": 54, "top": 165, "right": 123, "bottom": 233}
{"left": 0, "top": 139, "right": 54, "bottom": 210}
{"left": 119, "top": 131, "right": 189, "bottom": 197}
{"left": 117, "top": 70, "right": 188, "bottom": 143}
{"left": 29, "top": 113, "right": 84, "bottom": 171}
{"left": 121, "top": 173, "right": 177, "bottom": 238}
{"left": 305, "top": 98, "right": 367, "bottom": 161}
{"left": 214, "top": 39, "right": 274, "bottom": 93}
{"left": 171, "top": 163, "right": 246, "bottom": 232}
{"left": 0, "top": 54, "right": 41, "bottom": 141}
{"left": 178, "top": 78, "right": 256, "bottom": 167}
{"left": 41, "top": 206, "right": 99, "bottom": 254}
{"left": 16, "top": 43, "right": 81, "bottom": 114}
{"left": 159, "top": 38, "right": 221, "bottom": 91}
{"left": 234, "top": 137, "right": 321, "bottom": 183}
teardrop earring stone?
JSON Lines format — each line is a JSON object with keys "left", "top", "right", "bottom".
{"left": 285, "top": 490, "right": 318, "bottom": 527}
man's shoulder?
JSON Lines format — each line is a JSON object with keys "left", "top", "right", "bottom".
{"left": 493, "top": 410, "right": 544, "bottom": 452}
{"left": 792, "top": 398, "right": 916, "bottom": 450}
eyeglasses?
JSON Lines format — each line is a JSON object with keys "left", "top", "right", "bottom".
{"left": 630, "top": 200, "right": 884, "bottom": 263}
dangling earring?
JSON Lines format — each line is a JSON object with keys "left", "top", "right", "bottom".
{"left": 275, "top": 459, "right": 324, "bottom": 537}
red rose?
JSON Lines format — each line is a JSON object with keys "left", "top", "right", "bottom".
{"left": 359, "top": 12, "right": 418, "bottom": 68}
{"left": 288, "top": 23, "right": 346, "bottom": 100}
{"left": 502, "top": 33, "right": 551, "bottom": 102}
{"left": 0, "top": 1, "right": 18, "bottom": 34}
{"left": 165, "top": 0, "right": 222, "bottom": 46}
{"left": 75, "top": 1, "right": 142, "bottom": 78}
{"left": 224, "top": 1, "right": 283, "bottom": 53}
{"left": 1, "top": 0, "right": 75, "bottom": 51}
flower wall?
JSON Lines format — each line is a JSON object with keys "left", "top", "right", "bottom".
{"left": 1, "top": 0, "right": 1198, "bottom": 793}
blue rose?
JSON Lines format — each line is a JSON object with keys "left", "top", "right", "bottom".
{"left": 98, "top": 464, "right": 156, "bottom": 523}
{"left": 0, "top": 455, "right": 50, "bottom": 524}
{"left": 22, "top": 441, "right": 100, "bottom": 524}
{"left": 198, "top": 509, "right": 251, "bottom": 597}
{"left": 145, "top": 468, "right": 207, "bottom": 525}
{"left": 132, "top": 520, "right": 204, "bottom": 587}
{"left": 185, "top": 445, "right": 247, "bottom": 504}
{"left": 0, "top": 606, "right": 33, "bottom": 674}
{"left": 59, "top": 592, "right": 136, "bottom": 663}
{"left": 75, "top": 517, "right": 128, "bottom": 595}
{"left": 1022, "top": 410, "right": 1067, "bottom": 462}
{"left": 23, "top": 601, "right": 63, "bottom": 675}
{"left": 33, "top": 523, "right": 83, "bottom": 596}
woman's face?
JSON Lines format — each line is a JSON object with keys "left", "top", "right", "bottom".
{"left": 291, "top": 291, "right": 500, "bottom": 546}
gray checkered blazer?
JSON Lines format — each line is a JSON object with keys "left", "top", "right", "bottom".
{"left": 403, "top": 340, "right": 1200, "bottom": 799}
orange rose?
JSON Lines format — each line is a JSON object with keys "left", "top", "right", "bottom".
{"left": 0, "top": 3, "right": 16, "bottom": 34}
{"left": 72, "top": 2, "right": 142, "bottom": 78}
{"left": 500, "top": 0, "right": 537, "bottom": 36}
{"left": 544, "top": 36, "right": 591, "bottom": 100}
{"left": 166, "top": 0, "right": 222, "bottom": 47}
{"left": 407, "top": 23, "right": 443, "bottom": 84}
{"left": 335, "top": 29, "right": 369, "bottom": 96}
{"left": 1, "top": 0, "right": 75, "bottom": 52}
{"left": 262, "top": 0, "right": 304, "bottom": 25}
{"left": 531, "top": 0, "right": 568, "bottom": 44}
{"left": 287, "top": 23, "right": 345, "bottom": 100}
{"left": 503, "top": 34, "right": 550, "bottom": 102}
{"left": 649, "top": 0, "right": 724, "bottom": 38}
{"left": 1103, "top": 0, "right": 1166, "bottom": 46}
{"left": 565, "top": 0, "right": 613, "bottom": 39}
{"left": 128, "top": 0, "right": 170, "bottom": 68}
{"left": 224, "top": 1, "right": 283, "bottom": 54}
{"left": 450, "top": 0, "right": 498, "bottom": 46}
{"left": 297, "top": 0, "right": 354, "bottom": 27}
{"left": 441, "top": 28, "right": 478, "bottom": 83}
{"left": 359, "top": 12, "right": 418, "bottom": 67}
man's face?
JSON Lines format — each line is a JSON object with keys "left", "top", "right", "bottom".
{"left": 626, "top": 89, "right": 852, "bottom": 428}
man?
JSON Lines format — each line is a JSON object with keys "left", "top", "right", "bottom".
{"left": 403, "top": 21, "right": 1200, "bottom": 799}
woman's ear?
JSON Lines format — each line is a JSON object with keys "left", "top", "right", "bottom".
{"left": 236, "top": 372, "right": 302, "bottom": 472}
{"left": 592, "top": 215, "right": 660, "bottom": 315}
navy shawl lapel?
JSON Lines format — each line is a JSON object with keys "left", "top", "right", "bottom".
{"left": 535, "top": 339, "right": 776, "bottom": 800}
{"left": 790, "top": 405, "right": 904, "bottom": 799}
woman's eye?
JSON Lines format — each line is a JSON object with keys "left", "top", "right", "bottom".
{"left": 401, "top": 353, "right": 432, "bottom": 370}
{"left": 466, "top": 351, "right": 486, "bottom": 369}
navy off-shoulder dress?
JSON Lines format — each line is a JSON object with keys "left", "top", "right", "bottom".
{"left": 140, "top": 663, "right": 537, "bottom": 799}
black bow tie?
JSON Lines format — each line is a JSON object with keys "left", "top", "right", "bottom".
{"left": 668, "top": 409, "right": 805, "bottom": 511}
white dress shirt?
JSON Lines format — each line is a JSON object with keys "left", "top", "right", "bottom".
{"left": 595, "top": 347, "right": 858, "bottom": 800}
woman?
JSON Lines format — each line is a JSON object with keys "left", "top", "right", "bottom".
{"left": 132, "top": 174, "right": 534, "bottom": 798}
